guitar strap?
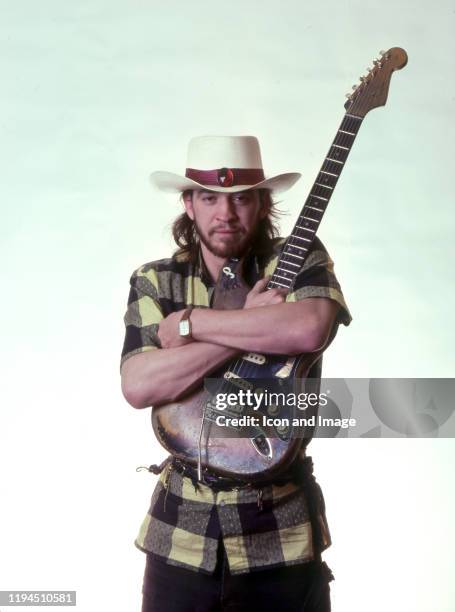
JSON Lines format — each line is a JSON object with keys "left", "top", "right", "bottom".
{"left": 211, "top": 257, "right": 250, "bottom": 310}
{"left": 195, "top": 257, "right": 251, "bottom": 481}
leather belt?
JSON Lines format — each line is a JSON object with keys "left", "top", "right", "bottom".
{"left": 172, "top": 458, "right": 251, "bottom": 490}
{"left": 171, "top": 457, "right": 296, "bottom": 491}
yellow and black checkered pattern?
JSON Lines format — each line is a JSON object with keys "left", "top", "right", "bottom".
{"left": 120, "top": 236, "right": 351, "bottom": 574}
{"left": 121, "top": 237, "right": 351, "bottom": 370}
{"left": 135, "top": 452, "right": 332, "bottom": 575}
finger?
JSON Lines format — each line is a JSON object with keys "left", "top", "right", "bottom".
{"left": 272, "top": 285, "right": 288, "bottom": 293}
{"left": 269, "top": 288, "right": 287, "bottom": 298}
{"left": 250, "top": 276, "right": 270, "bottom": 294}
{"left": 273, "top": 293, "right": 285, "bottom": 304}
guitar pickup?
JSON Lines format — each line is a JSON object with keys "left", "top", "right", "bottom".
{"left": 223, "top": 371, "right": 253, "bottom": 392}
{"left": 242, "top": 352, "right": 266, "bottom": 365}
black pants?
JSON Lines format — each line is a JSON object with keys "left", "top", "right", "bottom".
{"left": 141, "top": 539, "right": 332, "bottom": 612}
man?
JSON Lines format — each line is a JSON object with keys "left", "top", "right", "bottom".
{"left": 120, "top": 135, "right": 351, "bottom": 611}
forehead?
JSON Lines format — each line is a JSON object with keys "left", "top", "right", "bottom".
{"left": 194, "top": 189, "right": 258, "bottom": 197}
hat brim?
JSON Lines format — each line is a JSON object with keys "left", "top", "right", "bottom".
{"left": 149, "top": 171, "right": 302, "bottom": 194}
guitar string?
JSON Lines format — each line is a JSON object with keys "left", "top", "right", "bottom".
{"left": 273, "top": 113, "right": 362, "bottom": 295}
{"left": 199, "top": 114, "right": 363, "bottom": 469}
{"left": 222, "top": 114, "right": 363, "bottom": 413}
{"left": 208, "top": 115, "right": 361, "bottom": 410}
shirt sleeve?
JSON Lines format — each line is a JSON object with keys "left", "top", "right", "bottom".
{"left": 120, "top": 265, "right": 164, "bottom": 371}
{"left": 284, "top": 236, "right": 352, "bottom": 327}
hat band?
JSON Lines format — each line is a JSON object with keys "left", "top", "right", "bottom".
{"left": 185, "top": 167, "right": 265, "bottom": 189}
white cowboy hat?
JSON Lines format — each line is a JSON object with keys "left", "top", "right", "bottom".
{"left": 150, "top": 135, "right": 301, "bottom": 194}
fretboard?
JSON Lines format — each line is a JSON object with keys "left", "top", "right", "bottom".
{"left": 268, "top": 113, "right": 363, "bottom": 290}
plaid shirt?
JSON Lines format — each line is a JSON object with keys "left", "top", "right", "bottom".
{"left": 121, "top": 236, "right": 351, "bottom": 574}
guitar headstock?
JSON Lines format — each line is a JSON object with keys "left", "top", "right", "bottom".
{"left": 345, "top": 47, "right": 408, "bottom": 117}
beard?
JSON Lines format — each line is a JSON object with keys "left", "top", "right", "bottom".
{"left": 194, "top": 219, "right": 257, "bottom": 259}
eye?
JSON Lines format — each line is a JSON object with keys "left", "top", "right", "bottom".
{"left": 202, "top": 195, "right": 216, "bottom": 203}
{"left": 233, "top": 194, "right": 250, "bottom": 205}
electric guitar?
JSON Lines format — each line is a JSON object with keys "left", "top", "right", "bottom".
{"left": 151, "top": 47, "right": 408, "bottom": 482}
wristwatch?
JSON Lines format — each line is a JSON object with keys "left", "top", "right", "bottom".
{"left": 179, "top": 307, "right": 194, "bottom": 338}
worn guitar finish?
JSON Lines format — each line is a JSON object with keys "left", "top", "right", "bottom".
{"left": 152, "top": 47, "right": 408, "bottom": 481}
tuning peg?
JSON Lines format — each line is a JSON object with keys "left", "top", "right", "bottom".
{"left": 379, "top": 50, "right": 386, "bottom": 55}
{"left": 345, "top": 93, "right": 352, "bottom": 99}
{"left": 352, "top": 84, "right": 357, "bottom": 89}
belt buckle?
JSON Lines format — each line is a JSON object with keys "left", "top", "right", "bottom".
{"left": 173, "top": 458, "right": 247, "bottom": 490}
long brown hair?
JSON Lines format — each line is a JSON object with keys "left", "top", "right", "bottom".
{"left": 171, "top": 189, "right": 282, "bottom": 263}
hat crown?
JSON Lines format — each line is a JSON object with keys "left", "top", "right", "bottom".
{"left": 186, "top": 135, "right": 263, "bottom": 170}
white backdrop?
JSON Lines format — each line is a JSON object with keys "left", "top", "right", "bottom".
{"left": 1, "top": 1, "right": 454, "bottom": 611}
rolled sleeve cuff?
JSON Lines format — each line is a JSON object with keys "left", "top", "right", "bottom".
{"left": 286, "top": 285, "right": 352, "bottom": 326}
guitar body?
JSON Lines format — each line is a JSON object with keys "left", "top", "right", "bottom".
{"left": 152, "top": 350, "right": 323, "bottom": 482}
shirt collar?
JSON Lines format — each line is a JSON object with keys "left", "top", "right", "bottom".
{"left": 195, "top": 245, "right": 261, "bottom": 289}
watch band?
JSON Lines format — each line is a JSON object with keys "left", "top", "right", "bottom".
{"left": 179, "top": 306, "right": 194, "bottom": 338}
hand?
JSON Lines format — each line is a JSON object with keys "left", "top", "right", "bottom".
{"left": 158, "top": 311, "right": 194, "bottom": 349}
{"left": 243, "top": 276, "right": 288, "bottom": 309}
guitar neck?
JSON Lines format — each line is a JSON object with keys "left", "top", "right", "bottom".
{"left": 268, "top": 112, "right": 363, "bottom": 290}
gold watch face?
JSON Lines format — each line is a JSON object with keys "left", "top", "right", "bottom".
{"left": 179, "top": 320, "right": 190, "bottom": 336}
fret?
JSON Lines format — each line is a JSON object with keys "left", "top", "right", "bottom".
{"left": 320, "top": 170, "right": 338, "bottom": 177}
{"left": 291, "top": 234, "right": 312, "bottom": 243}
{"left": 332, "top": 144, "right": 349, "bottom": 151}
{"left": 274, "top": 273, "right": 294, "bottom": 282}
{"left": 270, "top": 279, "right": 289, "bottom": 288}
{"left": 296, "top": 225, "right": 316, "bottom": 232}
{"left": 289, "top": 244, "right": 308, "bottom": 251}
{"left": 312, "top": 184, "right": 332, "bottom": 198}
{"left": 276, "top": 266, "right": 298, "bottom": 274}
{"left": 285, "top": 250, "right": 306, "bottom": 259}
{"left": 315, "top": 182, "right": 333, "bottom": 190}
{"left": 305, "top": 205, "right": 323, "bottom": 212}
{"left": 328, "top": 147, "right": 349, "bottom": 163}
{"left": 279, "top": 260, "right": 300, "bottom": 268}
{"left": 311, "top": 195, "right": 328, "bottom": 202}
{"left": 345, "top": 113, "right": 362, "bottom": 120}
{"left": 326, "top": 157, "right": 343, "bottom": 165}
{"left": 316, "top": 175, "right": 336, "bottom": 187}
{"left": 333, "top": 137, "right": 354, "bottom": 149}
{"left": 323, "top": 159, "right": 343, "bottom": 174}
{"left": 302, "top": 216, "right": 320, "bottom": 223}
{"left": 338, "top": 129, "right": 355, "bottom": 136}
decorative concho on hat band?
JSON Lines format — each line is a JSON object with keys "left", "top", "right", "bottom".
{"left": 185, "top": 167, "right": 265, "bottom": 189}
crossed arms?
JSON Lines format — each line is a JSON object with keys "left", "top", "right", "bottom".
{"left": 121, "top": 277, "right": 340, "bottom": 409}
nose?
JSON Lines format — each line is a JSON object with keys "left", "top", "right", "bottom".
{"left": 215, "top": 195, "right": 238, "bottom": 223}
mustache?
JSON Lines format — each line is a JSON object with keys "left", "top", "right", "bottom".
{"left": 209, "top": 225, "right": 244, "bottom": 234}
